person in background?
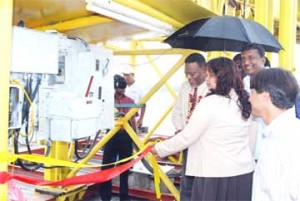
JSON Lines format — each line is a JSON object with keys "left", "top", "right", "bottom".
{"left": 100, "top": 75, "right": 137, "bottom": 201}
{"left": 233, "top": 53, "right": 246, "bottom": 79}
{"left": 241, "top": 43, "right": 266, "bottom": 92}
{"left": 241, "top": 43, "right": 267, "bottom": 161}
{"left": 152, "top": 57, "right": 256, "bottom": 201}
{"left": 122, "top": 65, "right": 146, "bottom": 133}
{"left": 249, "top": 68, "right": 300, "bottom": 201}
{"left": 264, "top": 57, "right": 271, "bottom": 67}
{"left": 172, "top": 53, "right": 208, "bottom": 201}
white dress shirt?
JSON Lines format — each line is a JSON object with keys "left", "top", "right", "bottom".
{"left": 172, "top": 81, "right": 208, "bottom": 131}
{"left": 156, "top": 90, "right": 256, "bottom": 177}
{"left": 252, "top": 108, "right": 300, "bottom": 201}
{"left": 243, "top": 75, "right": 251, "bottom": 93}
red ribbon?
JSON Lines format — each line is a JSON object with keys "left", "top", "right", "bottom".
{"left": 0, "top": 146, "right": 152, "bottom": 186}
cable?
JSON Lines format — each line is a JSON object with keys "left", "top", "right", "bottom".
{"left": 74, "top": 130, "right": 102, "bottom": 160}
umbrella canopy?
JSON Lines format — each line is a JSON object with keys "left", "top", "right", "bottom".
{"left": 164, "top": 16, "right": 283, "bottom": 53}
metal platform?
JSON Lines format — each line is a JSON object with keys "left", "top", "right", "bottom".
{"left": 8, "top": 144, "right": 180, "bottom": 201}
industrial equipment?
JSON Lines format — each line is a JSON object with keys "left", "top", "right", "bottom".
{"left": 9, "top": 26, "right": 114, "bottom": 170}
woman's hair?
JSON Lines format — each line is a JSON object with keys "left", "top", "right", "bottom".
{"left": 206, "top": 57, "right": 251, "bottom": 119}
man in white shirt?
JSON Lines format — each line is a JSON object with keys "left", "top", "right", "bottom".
{"left": 241, "top": 43, "right": 266, "bottom": 94}
{"left": 241, "top": 44, "right": 267, "bottom": 161}
{"left": 122, "top": 65, "right": 146, "bottom": 133}
{"left": 249, "top": 68, "right": 300, "bottom": 201}
{"left": 172, "top": 53, "right": 208, "bottom": 201}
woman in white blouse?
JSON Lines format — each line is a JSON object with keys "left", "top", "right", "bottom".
{"left": 152, "top": 57, "right": 256, "bottom": 201}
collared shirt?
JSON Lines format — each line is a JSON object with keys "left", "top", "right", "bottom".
{"left": 156, "top": 89, "right": 255, "bottom": 177}
{"left": 243, "top": 75, "right": 250, "bottom": 93}
{"left": 252, "top": 108, "right": 300, "bottom": 201}
{"left": 244, "top": 75, "right": 266, "bottom": 160}
{"left": 172, "top": 81, "right": 209, "bottom": 131}
{"left": 115, "top": 93, "right": 135, "bottom": 115}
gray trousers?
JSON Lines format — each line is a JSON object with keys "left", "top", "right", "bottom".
{"left": 180, "top": 149, "right": 194, "bottom": 201}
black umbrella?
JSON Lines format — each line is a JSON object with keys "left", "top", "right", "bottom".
{"left": 164, "top": 16, "right": 283, "bottom": 53}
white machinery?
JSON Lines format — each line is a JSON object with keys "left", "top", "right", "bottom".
{"left": 9, "top": 26, "right": 114, "bottom": 143}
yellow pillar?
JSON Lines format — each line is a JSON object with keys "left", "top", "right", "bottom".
{"left": 0, "top": 0, "right": 13, "bottom": 200}
{"left": 255, "top": 0, "right": 274, "bottom": 65}
{"left": 211, "top": 0, "right": 225, "bottom": 15}
{"left": 44, "top": 141, "right": 70, "bottom": 181}
{"left": 129, "top": 41, "right": 138, "bottom": 72}
{"left": 208, "top": 0, "right": 225, "bottom": 59}
{"left": 279, "top": 0, "right": 297, "bottom": 71}
{"left": 254, "top": 0, "right": 267, "bottom": 25}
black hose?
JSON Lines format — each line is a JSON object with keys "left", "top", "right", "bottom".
{"left": 74, "top": 130, "right": 101, "bottom": 160}
{"left": 14, "top": 75, "right": 64, "bottom": 170}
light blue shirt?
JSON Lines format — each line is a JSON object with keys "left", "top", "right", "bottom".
{"left": 252, "top": 108, "right": 300, "bottom": 201}
{"left": 253, "top": 117, "right": 265, "bottom": 160}
{"left": 244, "top": 76, "right": 266, "bottom": 160}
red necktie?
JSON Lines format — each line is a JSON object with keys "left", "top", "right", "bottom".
{"left": 191, "top": 87, "right": 198, "bottom": 113}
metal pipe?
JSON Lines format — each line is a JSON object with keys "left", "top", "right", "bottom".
{"left": 142, "top": 103, "right": 174, "bottom": 144}
{"left": 138, "top": 42, "right": 177, "bottom": 99}
{"left": 67, "top": 124, "right": 121, "bottom": 177}
{"left": 123, "top": 121, "right": 180, "bottom": 201}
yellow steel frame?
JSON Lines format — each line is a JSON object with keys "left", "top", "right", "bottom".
{"left": 279, "top": 0, "right": 298, "bottom": 72}
{"left": 63, "top": 48, "right": 199, "bottom": 201}
{"left": 2, "top": 1, "right": 299, "bottom": 200}
{"left": 36, "top": 16, "right": 114, "bottom": 32}
{"left": 113, "top": 0, "right": 184, "bottom": 29}
{"left": 0, "top": 1, "right": 13, "bottom": 200}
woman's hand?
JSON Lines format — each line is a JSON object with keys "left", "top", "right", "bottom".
{"left": 151, "top": 146, "right": 158, "bottom": 155}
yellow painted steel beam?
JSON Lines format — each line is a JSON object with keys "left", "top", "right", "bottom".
{"left": 138, "top": 42, "right": 177, "bottom": 99}
{"left": 130, "top": 41, "right": 138, "bottom": 73}
{"left": 211, "top": 0, "right": 225, "bottom": 15}
{"left": 254, "top": 0, "right": 268, "bottom": 26}
{"left": 103, "top": 43, "right": 124, "bottom": 51}
{"left": 279, "top": 0, "right": 297, "bottom": 71}
{"left": 0, "top": 0, "right": 13, "bottom": 199}
{"left": 113, "top": 0, "right": 183, "bottom": 29}
{"left": 142, "top": 103, "right": 174, "bottom": 144}
{"left": 68, "top": 53, "right": 189, "bottom": 200}
{"left": 67, "top": 124, "right": 122, "bottom": 177}
{"left": 44, "top": 141, "right": 70, "bottom": 181}
{"left": 123, "top": 121, "right": 179, "bottom": 201}
{"left": 36, "top": 16, "right": 113, "bottom": 32}
{"left": 123, "top": 53, "right": 190, "bottom": 134}
{"left": 114, "top": 48, "right": 199, "bottom": 55}
{"left": 68, "top": 52, "right": 189, "bottom": 176}
{"left": 255, "top": 0, "right": 274, "bottom": 65}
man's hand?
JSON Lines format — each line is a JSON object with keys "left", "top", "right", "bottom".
{"left": 137, "top": 118, "right": 143, "bottom": 128}
{"left": 151, "top": 146, "right": 158, "bottom": 155}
